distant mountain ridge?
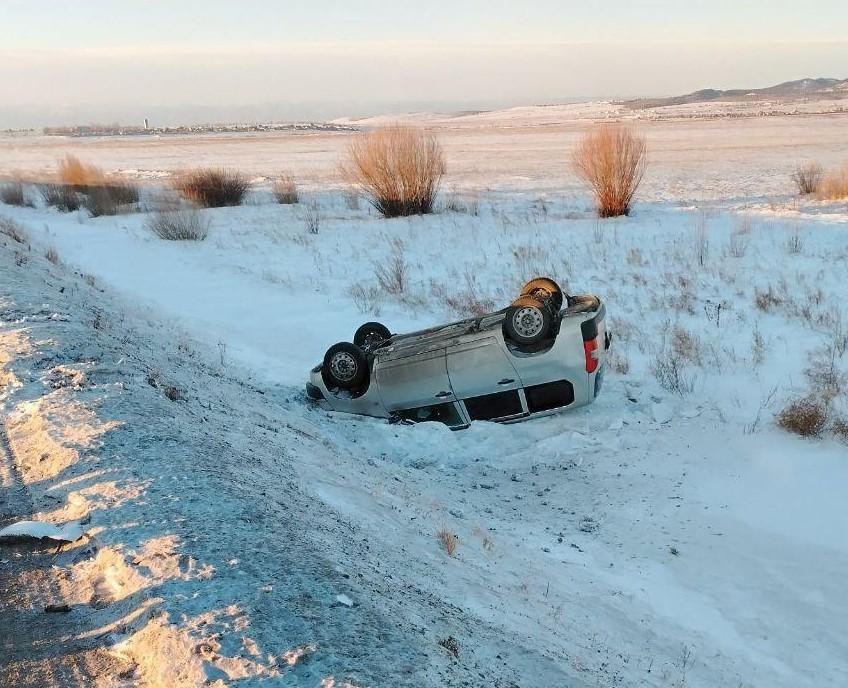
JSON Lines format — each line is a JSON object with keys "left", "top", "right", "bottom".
{"left": 625, "top": 77, "right": 848, "bottom": 109}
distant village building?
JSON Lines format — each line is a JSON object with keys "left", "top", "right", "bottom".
{"left": 144, "top": 118, "right": 149, "bottom": 130}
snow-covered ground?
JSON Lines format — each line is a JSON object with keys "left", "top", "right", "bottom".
{"left": 2, "top": 111, "right": 848, "bottom": 687}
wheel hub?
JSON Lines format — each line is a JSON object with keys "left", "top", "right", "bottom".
{"left": 513, "top": 307, "right": 544, "bottom": 338}
{"left": 330, "top": 351, "right": 357, "bottom": 381}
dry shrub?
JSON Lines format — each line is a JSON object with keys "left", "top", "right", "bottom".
{"left": 818, "top": 166, "right": 848, "bottom": 200}
{"left": 342, "top": 125, "right": 445, "bottom": 218}
{"left": 147, "top": 210, "right": 209, "bottom": 241}
{"left": 1, "top": 182, "right": 32, "bottom": 207}
{"left": 58, "top": 154, "right": 104, "bottom": 192}
{"left": 0, "top": 217, "right": 29, "bottom": 244}
{"left": 45, "top": 246, "right": 60, "bottom": 265}
{"left": 791, "top": 162, "right": 823, "bottom": 195}
{"left": 832, "top": 418, "right": 848, "bottom": 444}
{"left": 776, "top": 396, "right": 828, "bottom": 437}
{"left": 754, "top": 286, "right": 783, "bottom": 312}
{"left": 651, "top": 351, "right": 694, "bottom": 395}
{"left": 375, "top": 239, "right": 408, "bottom": 294}
{"left": 39, "top": 183, "right": 81, "bottom": 211}
{"left": 174, "top": 168, "right": 249, "bottom": 207}
{"left": 572, "top": 124, "right": 647, "bottom": 218}
{"left": 272, "top": 173, "right": 299, "bottom": 204}
{"left": 82, "top": 182, "right": 140, "bottom": 217}
{"left": 435, "top": 528, "right": 458, "bottom": 557}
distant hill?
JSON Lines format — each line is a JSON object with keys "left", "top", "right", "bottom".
{"left": 625, "top": 77, "right": 848, "bottom": 109}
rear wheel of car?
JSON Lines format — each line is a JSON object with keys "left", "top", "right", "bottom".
{"left": 520, "top": 277, "right": 564, "bottom": 312}
{"left": 353, "top": 321, "right": 391, "bottom": 350}
{"left": 322, "top": 342, "right": 369, "bottom": 390}
{"left": 503, "top": 298, "right": 552, "bottom": 346}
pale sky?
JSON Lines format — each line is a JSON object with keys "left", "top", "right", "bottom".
{"left": 1, "top": 0, "right": 847, "bottom": 127}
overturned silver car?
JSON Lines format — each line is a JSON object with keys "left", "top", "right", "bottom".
{"left": 307, "top": 278, "right": 610, "bottom": 429}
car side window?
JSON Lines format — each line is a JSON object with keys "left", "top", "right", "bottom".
{"left": 525, "top": 380, "right": 575, "bottom": 413}
{"left": 397, "top": 402, "right": 465, "bottom": 427}
{"left": 464, "top": 390, "right": 523, "bottom": 421}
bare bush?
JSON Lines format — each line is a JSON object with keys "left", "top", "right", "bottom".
{"left": 572, "top": 124, "right": 647, "bottom": 218}
{"left": 832, "top": 418, "right": 848, "bottom": 444}
{"left": 0, "top": 182, "right": 32, "bottom": 207}
{"left": 819, "top": 166, "right": 848, "bottom": 200}
{"left": 272, "top": 173, "right": 299, "bottom": 204}
{"left": 147, "top": 210, "right": 209, "bottom": 241}
{"left": 776, "top": 396, "right": 828, "bottom": 437}
{"left": 375, "top": 240, "right": 408, "bottom": 294}
{"left": 45, "top": 246, "right": 60, "bottom": 265}
{"left": 791, "top": 162, "right": 823, "bottom": 195}
{"left": 348, "top": 282, "right": 384, "bottom": 315}
{"left": 0, "top": 217, "right": 29, "bottom": 244}
{"left": 174, "top": 168, "right": 249, "bottom": 207}
{"left": 651, "top": 351, "right": 694, "bottom": 395}
{"left": 435, "top": 529, "right": 458, "bottom": 557}
{"left": 82, "top": 182, "right": 140, "bottom": 217}
{"left": 38, "top": 183, "right": 81, "bottom": 212}
{"left": 342, "top": 125, "right": 445, "bottom": 218}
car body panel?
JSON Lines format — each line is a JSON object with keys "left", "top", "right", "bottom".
{"left": 375, "top": 347, "right": 454, "bottom": 410}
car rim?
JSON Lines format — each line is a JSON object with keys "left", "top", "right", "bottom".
{"left": 330, "top": 351, "right": 358, "bottom": 382}
{"left": 513, "top": 307, "right": 544, "bottom": 338}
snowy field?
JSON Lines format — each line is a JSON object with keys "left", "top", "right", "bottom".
{"left": 2, "top": 108, "right": 848, "bottom": 687}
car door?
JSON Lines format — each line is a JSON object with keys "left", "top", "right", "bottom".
{"left": 375, "top": 347, "right": 455, "bottom": 411}
{"left": 446, "top": 335, "right": 525, "bottom": 421}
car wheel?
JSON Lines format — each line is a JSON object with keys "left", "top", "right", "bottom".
{"left": 353, "top": 321, "right": 391, "bottom": 350}
{"left": 520, "top": 277, "right": 564, "bottom": 312}
{"left": 503, "top": 298, "right": 552, "bottom": 346}
{"left": 322, "top": 342, "right": 369, "bottom": 390}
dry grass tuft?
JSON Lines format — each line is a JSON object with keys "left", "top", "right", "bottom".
{"left": 45, "top": 246, "right": 60, "bottom": 265}
{"left": 39, "top": 183, "right": 81, "bottom": 212}
{"left": 1, "top": 182, "right": 33, "bottom": 207}
{"left": 272, "top": 173, "right": 299, "bottom": 204}
{"left": 342, "top": 125, "right": 445, "bottom": 218}
{"left": 147, "top": 210, "right": 209, "bottom": 241}
{"left": 436, "top": 528, "right": 458, "bottom": 557}
{"left": 791, "top": 162, "right": 823, "bottom": 195}
{"left": 0, "top": 217, "right": 29, "bottom": 244}
{"left": 818, "top": 166, "right": 848, "bottom": 200}
{"left": 174, "top": 168, "right": 249, "bottom": 208}
{"left": 776, "top": 396, "right": 828, "bottom": 437}
{"left": 572, "top": 124, "right": 647, "bottom": 218}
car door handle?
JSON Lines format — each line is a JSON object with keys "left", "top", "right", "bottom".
{"left": 498, "top": 378, "right": 515, "bottom": 385}
{"left": 435, "top": 391, "right": 453, "bottom": 398}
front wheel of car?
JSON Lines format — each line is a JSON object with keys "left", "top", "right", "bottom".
{"left": 503, "top": 299, "right": 552, "bottom": 346}
{"left": 353, "top": 321, "right": 391, "bottom": 350}
{"left": 322, "top": 342, "right": 369, "bottom": 390}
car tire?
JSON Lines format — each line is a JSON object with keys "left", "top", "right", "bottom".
{"left": 322, "top": 342, "right": 369, "bottom": 390}
{"left": 353, "top": 321, "right": 391, "bottom": 350}
{"left": 503, "top": 298, "right": 552, "bottom": 346}
{"left": 520, "top": 277, "right": 564, "bottom": 312}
